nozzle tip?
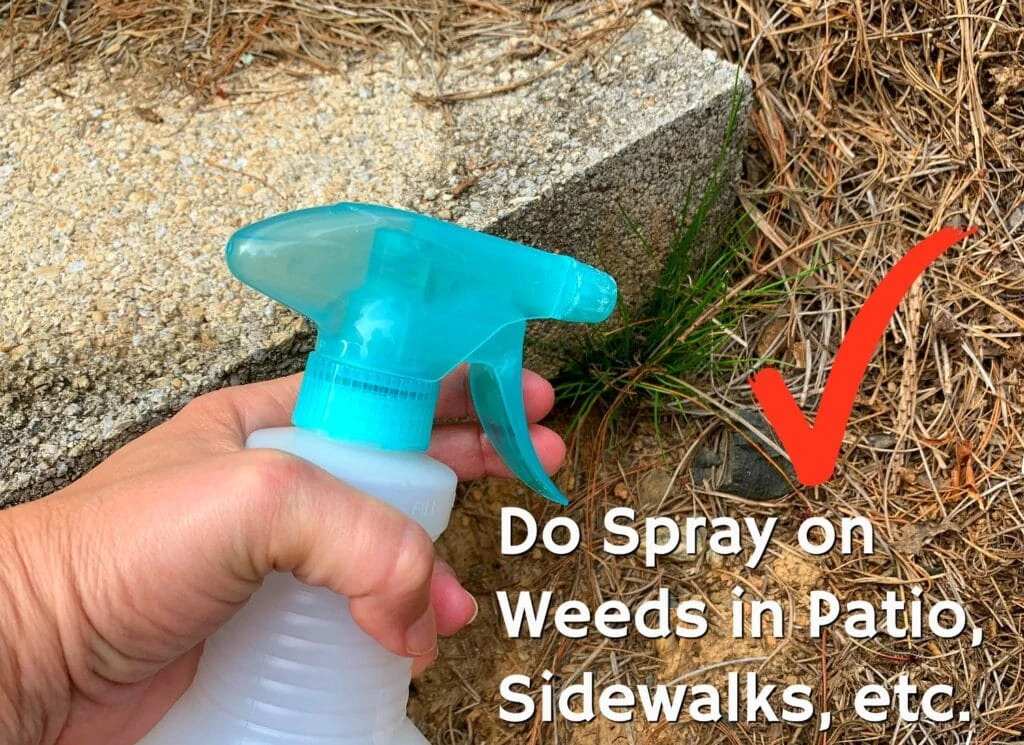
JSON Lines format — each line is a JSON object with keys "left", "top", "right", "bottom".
{"left": 561, "top": 263, "right": 618, "bottom": 322}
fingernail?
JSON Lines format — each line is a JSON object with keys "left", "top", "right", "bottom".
{"left": 406, "top": 607, "right": 437, "bottom": 656}
{"left": 466, "top": 592, "right": 479, "bottom": 624}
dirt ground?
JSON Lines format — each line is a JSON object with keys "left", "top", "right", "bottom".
{"left": 413, "top": 417, "right": 892, "bottom": 745}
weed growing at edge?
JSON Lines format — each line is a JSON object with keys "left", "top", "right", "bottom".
{"left": 554, "top": 83, "right": 804, "bottom": 433}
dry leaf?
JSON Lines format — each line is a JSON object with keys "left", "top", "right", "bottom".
{"left": 790, "top": 339, "right": 810, "bottom": 368}
{"left": 756, "top": 318, "right": 787, "bottom": 358}
{"left": 890, "top": 521, "right": 955, "bottom": 556}
{"left": 953, "top": 439, "right": 980, "bottom": 498}
{"left": 932, "top": 307, "right": 959, "bottom": 340}
{"left": 133, "top": 106, "right": 164, "bottom": 124}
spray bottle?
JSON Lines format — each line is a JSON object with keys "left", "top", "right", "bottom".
{"left": 137, "top": 203, "right": 617, "bottom": 744}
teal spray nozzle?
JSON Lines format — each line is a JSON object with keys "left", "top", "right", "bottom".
{"left": 227, "top": 202, "right": 617, "bottom": 505}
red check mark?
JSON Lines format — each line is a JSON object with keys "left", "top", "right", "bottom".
{"left": 750, "top": 226, "right": 979, "bottom": 486}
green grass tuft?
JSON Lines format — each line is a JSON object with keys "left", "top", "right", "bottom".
{"left": 554, "top": 82, "right": 802, "bottom": 431}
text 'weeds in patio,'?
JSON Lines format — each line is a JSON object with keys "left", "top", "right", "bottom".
{"left": 495, "top": 507, "right": 981, "bottom": 730}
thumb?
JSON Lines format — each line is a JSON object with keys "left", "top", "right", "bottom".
{"left": 231, "top": 449, "right": 439, "bottom": 658}
{"left": 62, "top": 447, "right": 439, "bottom": 689}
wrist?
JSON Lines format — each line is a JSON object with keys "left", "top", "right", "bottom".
{"left": 0, "top": 503, "right": 72, "bottom": 745}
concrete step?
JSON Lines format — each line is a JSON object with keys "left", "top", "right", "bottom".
{"left": 0, "top": 11, "right": 749, "bottom": 505}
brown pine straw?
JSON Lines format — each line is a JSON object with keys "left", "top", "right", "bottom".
{"left": 661, "top": 1, "right": 1024, "bottom": 742}
{"left": 4, "top": 1, "right": 1024, "bottom": 743}
{"left": 1, "top": 2, "right": 645, "bottom": 98}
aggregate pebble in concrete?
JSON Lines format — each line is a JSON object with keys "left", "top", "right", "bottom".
{"left": 0, "top": 11, "right": 748, "bottom": 506}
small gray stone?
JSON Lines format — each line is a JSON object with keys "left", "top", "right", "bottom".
{"left": 692, "top": 448, "right": 723, "bottom": 469}
{"left": 693, "top": 410, "right": 797, "bottom": 501}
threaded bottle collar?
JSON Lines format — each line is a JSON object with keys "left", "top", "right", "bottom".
{"left": 292, "top": 352, "right": 439, "bottom": 451}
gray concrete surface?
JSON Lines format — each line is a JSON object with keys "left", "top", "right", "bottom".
{"left": 0, "top": 11, "right": 749, "bottom": 506}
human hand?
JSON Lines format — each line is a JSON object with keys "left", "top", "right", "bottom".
{"left": 0, "top": 368, "right": 564, "bottom": 745}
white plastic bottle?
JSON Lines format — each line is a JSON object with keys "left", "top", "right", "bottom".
{"left": 138, "top": 427, "right": 456, "bottom": 745}
{"left": 138, "top": 202, "right": 616, "bottom": 744}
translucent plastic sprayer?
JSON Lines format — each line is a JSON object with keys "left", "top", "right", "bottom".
{"left": 137, "top": 203, "right": 617, "bottom": 745}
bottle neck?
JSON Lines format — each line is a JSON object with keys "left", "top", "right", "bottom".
{"left": 292, "top": 352, "right": 439, "bottom": 452}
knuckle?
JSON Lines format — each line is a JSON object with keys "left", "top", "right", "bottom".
{"left": 235, "top": 449, "right": 306, "bottom": 506}
{"left": 227, "top": 450, "right": 312, "bottom": 541}
{"left": 176, "top": 387, "right": 239, "bottom": 431}
{"left": 375, "top": 521, "right": 435, "bottom": 597}
{"left": 228, "top": 449, "right": 312, "bottom": 575}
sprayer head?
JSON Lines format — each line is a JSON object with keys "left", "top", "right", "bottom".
{"left": 227, "top": 203, "right": 617, "bottom": 505}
